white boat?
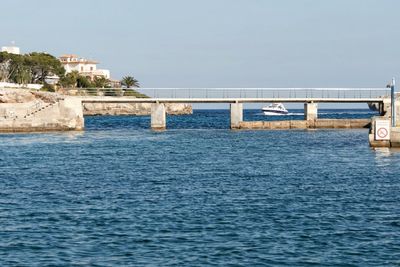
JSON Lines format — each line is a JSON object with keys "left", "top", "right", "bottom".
{"left": 262, "top": 103, "right": 289, "bottom": 115}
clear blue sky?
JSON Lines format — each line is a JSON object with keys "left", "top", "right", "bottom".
{"left": 1, "top": 0, "right": 400, "bottom": 88}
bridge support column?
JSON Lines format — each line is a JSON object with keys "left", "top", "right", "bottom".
{"left": 151, "top": 103, "right": 166, "bottom": 130}
{"left": 381, "top": 98, "right": 391, "bottom": 116}
{"left": 230, "top": 103, "right": 243, "bottom": 129}
{"left": 304, "top": 102, "right": 318, "bottom": 121}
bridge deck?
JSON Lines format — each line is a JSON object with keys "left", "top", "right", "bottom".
{"left": 80, "top": 97, "right": 384, "bottom": 104}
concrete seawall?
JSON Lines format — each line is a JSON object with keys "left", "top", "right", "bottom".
{"left": 0, "top": 89, "right": 192, "bottom": 132}
{"left": 0, "top": 89, "right": 84, "bottom": 132}
{"left": 369, "top": 93, "right": 400, "bottom": 147}
{"left": 0, "top": 98, "right": 84, "bottom": 132}
{"left": 239, "top": 119, "right": 371, "bottom": 130}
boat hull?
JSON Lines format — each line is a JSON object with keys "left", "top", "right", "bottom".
{"left": 262, "top": 110, "right": 289, "bottom": 115}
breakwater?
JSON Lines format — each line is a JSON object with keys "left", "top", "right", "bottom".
{"left": 239, "top": 119, "right": 371, "bottom": 130}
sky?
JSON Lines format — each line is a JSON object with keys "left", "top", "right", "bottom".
{"left": 1, "top": 0, "right": 400, "bottom": 90}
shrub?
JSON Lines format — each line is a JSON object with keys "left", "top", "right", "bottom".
{"left": 123, "top": 89, "right": 148, "bottom": 98}
{"left": 40, "top": 83, "right": 55, "bottom": 92}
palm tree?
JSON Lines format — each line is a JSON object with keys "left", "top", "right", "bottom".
{"left": 121, "top": 76, "right": 140, "bottom": 88}
{"left": 93, "top": 76, "right": 110, "bottom": 88}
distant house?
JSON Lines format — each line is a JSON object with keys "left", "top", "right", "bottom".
{"left": 1, "top": 45, "right": 20, "bottom": 55}
{"left": 59, "top": 54, "right": 110, "bottom": 80}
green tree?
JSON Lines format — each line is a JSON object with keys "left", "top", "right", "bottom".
{"left": 7, "top": 53, "right": 32, "bottom": 84}
{"left": 0, "top": 51, "right": 10, "bottom": 62}
{"left": 0, "top": 52, "right": 26, "bottom": 83}
{"left": 12, "top": 65, "right": 32, "bottom": 84}
{"left": 121, "top": 76, "right": 140, "bottom": 88}
{"left": 0, "top": 52, "right": 14, "bottom": 82}
{"left": 1, "top": 51, "right": 67, "bottom": 85}
{"left": 58, "top": 70, "right": 79, "bottom": 88}
{"left": 27, "top": 52, "right": 65, "bottom": 84}
{"left": 76, "top": 75, "right": 93, "bottom": 88}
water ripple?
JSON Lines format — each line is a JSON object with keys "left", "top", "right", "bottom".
{"left": 0, "top": 110, "right": 400, "bottom": 266}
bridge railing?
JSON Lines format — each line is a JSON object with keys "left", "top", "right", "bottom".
{"left": 137, "top": 88, "right": 390, "bottom": 99}
{"left": 66, "top": 88, "right": 390, "bottom": 99}
{"left": 63, "top": 88, "right": 148, "bottom": 98}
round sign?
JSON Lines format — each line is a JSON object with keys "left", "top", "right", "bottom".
{"left": 377, "top": 127, "right": 388, "bottom": 138}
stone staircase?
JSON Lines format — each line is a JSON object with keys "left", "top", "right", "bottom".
{"left": 23, "top": 99, "right": 62, "bottom": 119}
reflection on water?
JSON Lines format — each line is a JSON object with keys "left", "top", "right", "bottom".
{"left": 373, "top": 147, "right": 400, "bottom": 166}
{"left": 0, "top": 131, "right": 86, "bottom": 145}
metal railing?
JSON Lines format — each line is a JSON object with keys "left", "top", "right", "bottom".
{"left": 25, "top": 100, "right": 41, "bottom": 117}
{"left": 5, "top": 110, "right": 17, "bottom": 119}
{"left": 64, "top": 88, "right": 148, "bottom": 98}
{"left": 66, "top": 88, "right": 390, "bottom": 99}
{"left": 136, "top": 88, "right": 390, "bottom": 99}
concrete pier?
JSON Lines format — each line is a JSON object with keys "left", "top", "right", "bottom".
{"left": 151, "top": 103, "right": 166, "bottom": 130}
{"left": 230, "top": 103, "right": 243, "bottom": 129}
{"left": 369, "top": 93, "right": 400, "bottom": 147}
{"left": 239, "top": 119, "right": 370, "bottom": 130}
{"left": 304, "top": 102, "right": 318, "bottom": 121}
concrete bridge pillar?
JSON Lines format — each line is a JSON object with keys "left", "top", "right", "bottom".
{"left": 60, "top": 97, "right": 85, "bottom": 130}
{"left": 230, "top": 102, "right": 243, "bottom": 129}
{"left": 151, "top": 103, "right": 166, "bottom": 130}
{"left": 304, "top": 102, "right": 318, "bottom": 121}
{"left": 380, "top": 98, "right": 391, "bottom": 116}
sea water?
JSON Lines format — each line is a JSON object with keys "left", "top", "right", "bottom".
{"left": 1, "top": 110, "right": 400, "bottom": 266}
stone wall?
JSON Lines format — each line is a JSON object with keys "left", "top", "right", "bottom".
{"left": 82, "top": 102, "right": 192, "bottom": 116}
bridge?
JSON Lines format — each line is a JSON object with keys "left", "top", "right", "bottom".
{"left": 77, "top": 88, "right": 390, "bottom": 130}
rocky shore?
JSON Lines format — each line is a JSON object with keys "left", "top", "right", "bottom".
{"left": 83, "top": 102, "right": 192, "bottom": 116}
{"left": 58, "top": 88, "right": 193, "bottom": 116}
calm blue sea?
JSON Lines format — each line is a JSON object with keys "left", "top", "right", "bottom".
{"left": 1, "top": 109, "right": 400, "bottom": 266}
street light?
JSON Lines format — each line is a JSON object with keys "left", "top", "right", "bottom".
{"left": 391, "top": 78, "right": 396, "bottom": 127}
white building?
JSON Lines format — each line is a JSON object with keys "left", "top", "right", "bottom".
{"left": 59, "top": 54, "right": 110, "bottom": 80}
{"left": 1, "top": 45, "right": 20, "bottom": 55}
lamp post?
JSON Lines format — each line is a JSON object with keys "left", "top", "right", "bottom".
{"left": 391, "top": 78, "right": 396, "bottom": 127}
